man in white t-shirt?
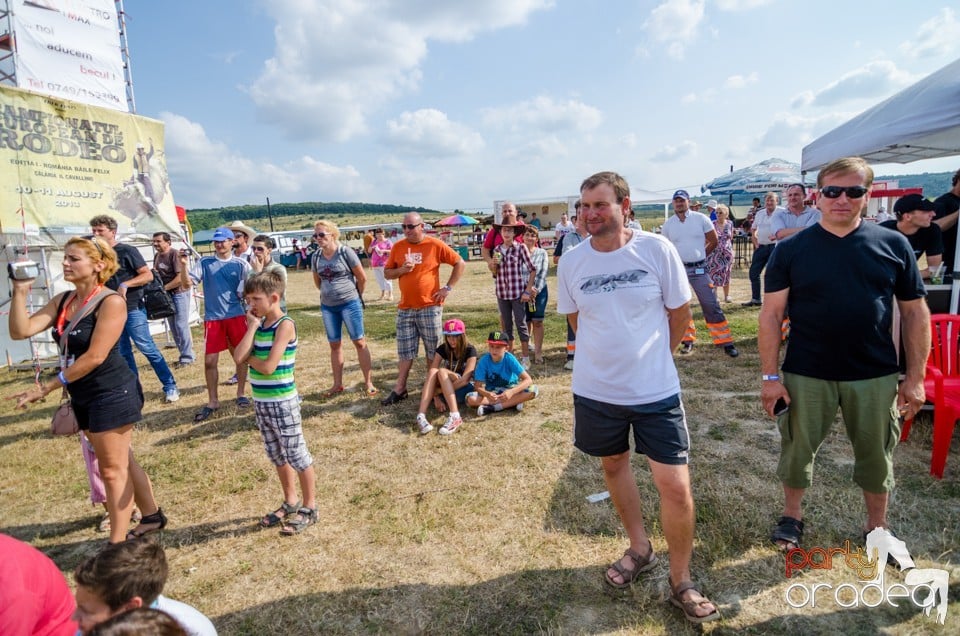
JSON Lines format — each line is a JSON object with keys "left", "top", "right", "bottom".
{"left": 660, "top": 190, "right": 739, "bottom": 357}
{"left": 743, "top": 192, "right": 783, "bottom": 306}
{"left": 557, "top": 171, "right": 719, "bottom": 624}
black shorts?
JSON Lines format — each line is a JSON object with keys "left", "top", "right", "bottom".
{"left": 72, "top": 378, "right": 144, "bottom": 433}
{"left": 573, "top": 393, "right": 689, "bottom": 465}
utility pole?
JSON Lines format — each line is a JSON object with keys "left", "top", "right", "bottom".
{"left": 266, "top": 197, "right": 275, "bottom": 232}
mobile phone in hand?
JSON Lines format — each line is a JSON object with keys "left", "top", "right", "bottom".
{"left": 774, "top": 397, "right": 790, "bottom": 416}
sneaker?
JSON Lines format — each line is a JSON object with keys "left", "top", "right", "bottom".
{"left": 164, "top": 388, "right": 180, "bottom": 403}
{"left": 742, "top": 299, "right": 762, "bottom": 307}
{"left": 174, "top": 361, "right": 194, "bottom": 369}
{"left": 477, "top": 405, "right": 489, "bottom": 416}
{"left": 226, "top": 373, "right": 239, "bottom": 385}
{"left": 724, "top": 344, "right": 740, "bottom": 358}
{"left": 563, "top": 359, "right": 575, "bottom": 371}
{"left": 521, "top": 356, "right": 531, "bottom": 370}
{"left": 439, "top": 415, "right": 462, "bottom": 435}
{"left": 416, "top": 414, "right": 433, "bottom": 435}
{"left": 515, "top": 402, "right": 523, "bottom": 412}
{"left": 679, "top": 342, "right": 694, "bottom": 355}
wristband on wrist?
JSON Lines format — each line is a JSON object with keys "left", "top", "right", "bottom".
{"left": 119, "top": 283, "right": 128, "bottom": 290}
{"left": 441, "top": 285, "right": 452, "bottom": 292}
{"left": 761, "top": 374, "right": 780, "bottom": 381}
{"left": 57, "top": 370, "right": 68, "bottom": 386}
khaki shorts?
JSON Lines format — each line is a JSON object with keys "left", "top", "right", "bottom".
{"left": 777, "top": 372, "right": 900, "bottom": 493}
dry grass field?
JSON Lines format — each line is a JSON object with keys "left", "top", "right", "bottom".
{"left": 1, "top": 255, "right": 959, "bottom": 635}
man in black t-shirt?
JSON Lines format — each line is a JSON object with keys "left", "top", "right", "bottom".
{"left": 879, "top": 193, "right": 943, "bottom": 279}
{"left": 90, "top": 215, "right": 179, "bottom": 403}
{"left": 933, "top": 168, "right": 960, "bottom": 273}
{"left": 758, "top": 157, "right": 929, "bottom": 553}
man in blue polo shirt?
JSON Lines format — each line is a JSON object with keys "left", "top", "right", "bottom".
{"left": 180, "top": 227, "right": 251, "bottom": 422}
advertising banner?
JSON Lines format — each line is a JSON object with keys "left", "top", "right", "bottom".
{"left": 11, "top": 0, "right": 127, "bottom": 111}
{"left": 0, "top": 84, "right": 182, "bottom": 245}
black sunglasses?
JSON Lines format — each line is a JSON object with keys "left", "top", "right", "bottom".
{"left": 313, "top": 232, "right": 327, "bottom": 239}
{"left": 819, "top": 185, "right": 868, "bottom": 199}
{"left": 252, "top": 246, "right": 267, "bottom": 252}
{"left": 402, "top": 223, "right": 422, "bottom": 230}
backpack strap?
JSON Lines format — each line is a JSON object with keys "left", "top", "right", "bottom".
{"left": 59, "top": 289, "right": 117, "bottom": 355}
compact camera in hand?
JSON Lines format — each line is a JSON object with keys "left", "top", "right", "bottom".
{"left": 7, "top": 260, "right": 40, "bottom": 281}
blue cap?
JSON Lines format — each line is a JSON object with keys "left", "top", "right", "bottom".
{"left": 672, "top": 189, "right": 690, "bottom": 200}
{"left": 211, "top": 227, "right": 234, "bottom": 242}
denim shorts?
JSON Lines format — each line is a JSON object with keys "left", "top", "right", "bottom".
{"left": 526, "top": 287, "right": 548, "bottom": 322}
{"left": 321, "top": 298, "right": 365, "bottom": 342}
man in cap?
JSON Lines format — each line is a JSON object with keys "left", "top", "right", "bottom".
{"left": 180, "top": 226, "right": 252, "bottom": 421}
{"left": 228, "top": 221, "right": 257, "bottom": 263}
{"left": 90, "top": 214, "right": 180, "bottom": 403}
{"left": 557, "top": 171, "right": 719, "bottom": 624}
{"left": 879, "top": 194, "right": 943, "bottom": 279}
{"left": 660, "top": 190, "right": 739, "bottom": 357}
{"left": 933, "top": 168, "right": 960, "bottom": 274}
{"left": 760, "top": 156, "right": 929, "bottom": 553}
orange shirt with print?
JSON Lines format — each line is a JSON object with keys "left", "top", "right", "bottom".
{"left": 385, "top": 237, "right": 462, "bottom": 309}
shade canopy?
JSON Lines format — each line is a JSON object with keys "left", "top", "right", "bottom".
{"left": 703, "top": 158, "right": 804, "bottom": 195}
{"left": 434, "top": 214, "right": 480, "bottom": 227}
{"left": 801, "top": 57, "right": 960, "bottom": 172}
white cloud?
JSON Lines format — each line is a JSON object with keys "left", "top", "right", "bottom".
{"left": 724, "top": 72, "right": 758, "bottom": 89}
{"left": 247, "top": 0, "right": 552, "bottom": 142}
{"left": 642, "top": 0, "right": 705, "bottom": 60}
{"left": 160, "top": 112, "right": 362, "bottom": 208}
{"left": 899, "top": 8, "right": 960, "bottom": 59}
{"left": 790, "top": 60, "right": 917, "bottom": 108}
{"left": 384, "top": 109, "right": 484, "bottom": 157}
{"left": 756, "top": 111, "right": 852, "bottom": 148}
{"left": 714, "top": 0, "right": 774, "bottom": 10}
{"left": 681, "top": 92, "right": 698, "bottom": 104}
{"left": 651, "top": 140, "right": 698, "bottom": 162}
{"left": 481, "top": 96, "right": 602, "bottom": 134}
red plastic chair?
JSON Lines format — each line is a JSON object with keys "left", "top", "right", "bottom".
{"left": 901, "top": 314, "right": 960, "bottom": 478}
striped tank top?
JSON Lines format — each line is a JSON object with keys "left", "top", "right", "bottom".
{"left": 249, "top": 316, "right": 298, "bottom": 402}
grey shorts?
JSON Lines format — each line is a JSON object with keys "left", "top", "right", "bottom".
{"left": 254, "top": 397, "right": 313, "bottom": 472}
{"left": 573, "top": 393, "right": 690, "bottom": 465}
{"left": 395, "top": 306, "right": 443, "bottom": 360}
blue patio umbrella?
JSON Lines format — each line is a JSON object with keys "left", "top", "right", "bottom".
{"left": 703, "top": 158, "right": 804, "bottom": 196}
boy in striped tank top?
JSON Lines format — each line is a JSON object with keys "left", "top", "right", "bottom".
{"left": 234, "top": 271, "right": 317, "bottom": 535}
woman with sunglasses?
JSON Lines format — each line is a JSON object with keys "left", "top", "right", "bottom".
{"left": 311, "top": 220, "right": 377, "bottom": 396}
{"left": 8, "top": 236, "right": 165, "bottom": 543}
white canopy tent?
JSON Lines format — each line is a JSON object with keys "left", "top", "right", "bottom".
{"left": 801, "top": 57, "right": 960, "bottom": 172}
{"left": 801, "top": 56, "right": 960, "bottom": 313}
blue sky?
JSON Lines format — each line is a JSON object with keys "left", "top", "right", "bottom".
{"left": 123, "top": 0, "right": 960, "bottom": 211}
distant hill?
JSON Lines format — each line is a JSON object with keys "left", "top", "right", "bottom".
{"left": 186, "top": 201, "right": 446, "bottom": 232}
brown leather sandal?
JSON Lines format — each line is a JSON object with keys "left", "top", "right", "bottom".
{"left": 669, "top": 579, "right": 720, "bottom": 624}
{"left": 603, "top": 540, "right": 658, "bottom": 589}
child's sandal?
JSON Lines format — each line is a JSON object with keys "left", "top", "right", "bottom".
{"left": 260, "top": 501, "right": 300, "bottom": 528}
{"left": 279, "top": 507, "right": 317, "bottom": 535}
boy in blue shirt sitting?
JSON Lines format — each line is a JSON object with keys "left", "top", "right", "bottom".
{"left": 466, "top": 331, "right": 538, "bottom": 415}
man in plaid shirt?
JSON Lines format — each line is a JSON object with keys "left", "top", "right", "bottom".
{"left": 493, "top": 218, "right": 536, "bottom": 369}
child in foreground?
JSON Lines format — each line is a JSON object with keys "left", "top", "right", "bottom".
{"left": 466, "top": 331, "right": 538, "bottom": 415}
{"left": 415, "top": 318, "right": 477, "bottom": 435}
{"left": 233, "top": 271, "right": 317, "bottom": 535}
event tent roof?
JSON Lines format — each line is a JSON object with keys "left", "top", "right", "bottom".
{"left": 801, "top": 57, "right": 960, "bottom": 172}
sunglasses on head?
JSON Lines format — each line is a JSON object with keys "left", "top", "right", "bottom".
{"left": 83, "top": 235, "right": 105, "bottom": 257}
{"left": 819, "top": 185, "right": 868, "bottom": 199}
{"left": 402, "top": 223, "right": 422, "bottom": 230}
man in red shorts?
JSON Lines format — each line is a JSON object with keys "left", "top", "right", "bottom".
{"left": 179, "top": 227, "right": 251, "bottom": 421}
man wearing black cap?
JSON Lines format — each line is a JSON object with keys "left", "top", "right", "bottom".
{"left": 880, "top": 194, "right": 943, "bottom": 280}
{"left": 933, "top": 168, "right": 960, "bottom": 274}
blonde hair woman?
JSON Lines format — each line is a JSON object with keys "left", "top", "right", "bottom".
{"left": 311, "top": 220, "right": 377, "bottom": 396}
{"left": 707, "top": 204, "right": 735, "bottom": 302}
{"left": 8, "top": 237, "right": 164, "bottom": 542}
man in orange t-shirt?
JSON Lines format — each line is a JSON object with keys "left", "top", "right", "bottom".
{"left": 381, "top": 212, "right": 465, "bottom": 405}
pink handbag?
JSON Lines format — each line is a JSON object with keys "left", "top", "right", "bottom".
{"left": 50, "top": 396, "right": 78, "bottom": 436}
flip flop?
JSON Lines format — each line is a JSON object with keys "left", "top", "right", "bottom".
{"left": 322, "top": 386, "right": 345, "bottom": 398}
{"left": 365, "top": 386, "right": 379, "bottom": 396}
{"left": 194, "top": 406, "right": 218, "bottom": 422}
